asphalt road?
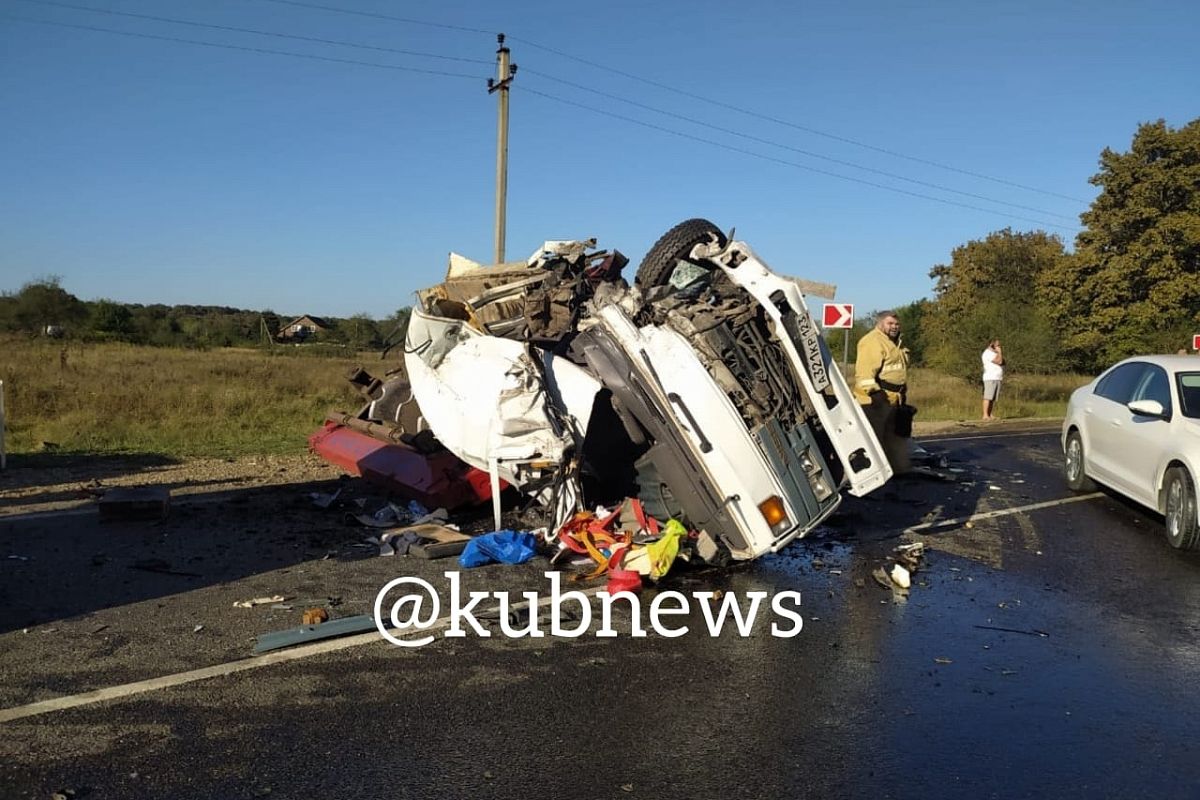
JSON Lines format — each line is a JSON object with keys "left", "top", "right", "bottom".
{"left": 2, "top": 425, "right": 1199, "bottom": 799}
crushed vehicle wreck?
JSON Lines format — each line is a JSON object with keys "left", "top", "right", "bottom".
{"left": 318, "top": 219, "right": 891, "bottom": 566}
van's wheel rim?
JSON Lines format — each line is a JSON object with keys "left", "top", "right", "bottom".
{"left": 1066, "top": 437, "right": 1082, "bottom": 482}
{"left": 1166, "top": 477, "right": 1183, "bottom": 539}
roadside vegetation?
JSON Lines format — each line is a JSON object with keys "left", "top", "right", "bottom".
{"left": 0, "top": 337, "right": 1083, "bottom": 460}
{"left": 0, "top": 337, "right": 368, "bottom": 458}
{"left": 906, "top": 369, "right": 1090, "bottom": 422}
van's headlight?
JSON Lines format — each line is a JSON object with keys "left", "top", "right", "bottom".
{"left": 800, "top": 450, "right": 833, "bottom": 501}
{"left": 758, "top": 495, "right": 791, "bottom": 535}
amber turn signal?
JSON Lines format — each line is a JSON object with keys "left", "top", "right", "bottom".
{"left": 758, "top": 495, "right": 788, "bottom": 528}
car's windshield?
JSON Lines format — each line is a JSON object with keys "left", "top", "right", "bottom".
{"left": 1178, "top": 372, "right": 1200, "bottom": 419}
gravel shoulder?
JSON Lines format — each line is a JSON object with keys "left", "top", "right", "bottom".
{"left": 0, "top": 452, "right": 344, "bottom": 517}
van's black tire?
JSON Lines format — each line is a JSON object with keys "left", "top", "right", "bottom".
{"left": 635, "top": 218, "right": 727, "bottom": 289}
{"left": 1163, "top": 466, "right": 1200, "bottom": 551}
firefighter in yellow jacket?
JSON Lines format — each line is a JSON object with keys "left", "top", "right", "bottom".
{"left": 854, "top": 310, "right": 911, "bottom": 473}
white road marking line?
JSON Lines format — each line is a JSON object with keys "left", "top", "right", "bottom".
{"left": 922, "top": 430, "right": 1060, "bottom": 444}
{"left": 0, "top": 589, "right": 604, "bottom": 724}
{"left": 0, "top": 627, "right": 389, "bottom": 723}
{"left": 904, "top": 492, "right": 1103, "bottom": 533}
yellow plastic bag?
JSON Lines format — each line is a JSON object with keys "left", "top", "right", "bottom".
{"left": 645, "top": 519, "right": 687, "bottom": 579}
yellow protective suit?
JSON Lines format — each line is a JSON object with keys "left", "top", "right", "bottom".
{"left": 854, "top": 327, "right": 911, "bottom": 473}
{"left": 853, "top": 328, "right": 909, "bottom": 405}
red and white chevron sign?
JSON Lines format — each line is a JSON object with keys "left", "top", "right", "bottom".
{"left": 822, "top": 303, "right": 854, "bottom": 329}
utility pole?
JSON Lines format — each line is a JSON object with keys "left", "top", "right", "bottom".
{"left": 259, "top": 314, "right": 276, "bottom": 348}
{"left": 488, "top": 34, "right": 516, "bottom": 265}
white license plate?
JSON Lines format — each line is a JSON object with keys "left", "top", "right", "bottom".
{"left": 795, "top": 313, "right": 830, "bottom": 392}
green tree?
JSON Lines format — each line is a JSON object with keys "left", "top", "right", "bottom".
{"left": 893, "top": 299, "right": 931, "bottom": 367}
{"left": 0, "top": 292, "right": 17, "bottom": 331}
{"left": 12, "top": 276, "right": 87, "bottom": 335}
{"left": 260, "top": 310, "right": 282, "bottom": 346}
{"left": 381, "top": 306, "right": 412, "bottom": 349}
{"left": 336, "top": 313, "right": 381, "bottom": 350}
{"left": 924, "top": 229, "right": 1069, "bottom": 379}
{"left": 313, "top": 319, "right": 348, "bottom": 346}
{"left": 89, "top": 299, "right": 135, "bottom": 339}
{"left": 1040, "top": 118, "right": 1200, "bottom": 370}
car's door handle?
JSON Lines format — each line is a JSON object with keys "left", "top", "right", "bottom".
{"left": 667, "top": 392, "right": 713, "bottom": 453}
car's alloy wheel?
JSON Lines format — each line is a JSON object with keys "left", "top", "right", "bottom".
{"left": 1163, "top": 466, "right": 1200, "bottom": 551}
{"left": 1064, "top": 431, "right": 1094, "bottom": 492}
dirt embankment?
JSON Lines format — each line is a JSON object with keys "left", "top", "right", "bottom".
{"left": 0, "top": 452, "right": 344, "bottom": 517}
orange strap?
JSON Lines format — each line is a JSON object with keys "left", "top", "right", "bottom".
{"left": 558, "top": 503, "right": 647, "bottom": 580}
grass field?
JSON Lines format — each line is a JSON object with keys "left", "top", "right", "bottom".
{"left": 0, "top": 338, "right": 1090, "bottom": 460}
{"left": 905, "top": 367, "right": 1090, "bottom": 422}
{"left": 0, "top": 337, "right": 368, "bottom": 458}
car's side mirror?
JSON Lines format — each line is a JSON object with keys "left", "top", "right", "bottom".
{"left": 1127, "top": 399, "right": 1167, "bottom": 419}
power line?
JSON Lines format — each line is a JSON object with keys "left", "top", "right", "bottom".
{"left": 520, "top": 67, "right": 1078, "bottom": 221}
{"left": 515, "top": 85, "right": 1079, "bottom": 233}
{"left": 32, "top": 2, "right": 1062, "bottom": 218}
{"left": 243, "top": 0, "right": 1087, "bottom": 205}
{"left": 508, "top": 35, "right": 1090, "bottom": 205}
{"left": 256, "top": 0, "right": 494, "bottom": 36}
{"left": 15, "top": 0, "right": 492, "bottom": 65}
{"left": 3, "top": 15, "right": 484, "bottom": 80}
{"left": 7, "top": 5, "right": 1084, "bottom": 230}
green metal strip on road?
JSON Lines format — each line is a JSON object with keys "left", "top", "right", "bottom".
{"left": 0, "top": 588, "right": 605, "bottom": 724}
{"left": 253, "top": 615, "right": 378, "bottom": 654}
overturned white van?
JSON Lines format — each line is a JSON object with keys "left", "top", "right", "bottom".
{"left": 400, "top": 219, "right": 891, "bottom": 563}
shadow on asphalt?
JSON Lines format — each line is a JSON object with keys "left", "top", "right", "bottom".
{"left": 0, "top": 431, "right": 1076, "bottom": 635}
{"left": 0, "top": 475, "right": 362, "bottom": 633}
{"left": 0, "top": 452, "right": 181, "bottom": 509}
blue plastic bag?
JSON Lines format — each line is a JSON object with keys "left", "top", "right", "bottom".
{"left": 458, "top": 530, "right": 539, "bottom": 568}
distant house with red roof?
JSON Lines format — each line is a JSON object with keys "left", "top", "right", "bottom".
{"left": 278, "top": 314, "right": 330, "bottom": 341}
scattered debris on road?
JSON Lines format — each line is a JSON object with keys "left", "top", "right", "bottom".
{"left": 307, "top": 488, "right": 341, "bottom": 509}
{"left": 870, "top": 541, "right": 927, "bottom": 599}
{"left": 459, "top": 531, "right": 539, "bottom": 567}
{"left": 98, "top": 485, "right": 171, "bottom": 520}
{"left": 974, "top": 625, "right": 1050, "bottom": 638}
{"left": 375, "top": 524, "right": 470, "bottom": 558}
{"left": 301, "top": 607, "right": 330, "bottom": 625}
{"left": 129, "top": 558, "right": 201, "bottom": 578}
{"left": 233, "top": 595, "right": 290, "bottom": 608}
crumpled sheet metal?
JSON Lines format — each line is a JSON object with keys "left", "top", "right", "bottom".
{"left": 404, "top": 312, "right": 600, "bottom": 489}
{"left": 526, "top": 238, "right": 597, "bottom": 269}
{"left": 308, "top": 422, "right": 495, "bottom": 510}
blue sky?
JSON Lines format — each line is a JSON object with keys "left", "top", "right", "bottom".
{"left": 1, "top": 0, "right": 1196, "bottom": 320}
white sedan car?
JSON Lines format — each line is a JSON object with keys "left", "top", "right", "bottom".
{"left": 1062, "top": 354, "right": 1200, "bottom": 550}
